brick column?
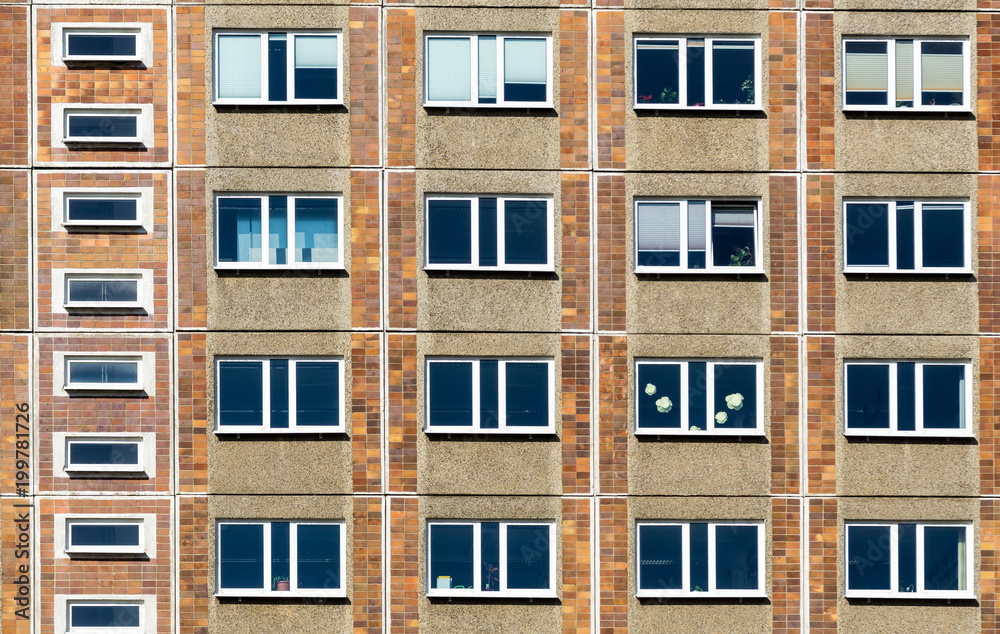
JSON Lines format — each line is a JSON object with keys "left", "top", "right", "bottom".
{"left": 982, "top": 339, "right": 1000, "bottom": 496}
{"left": 0, "top": 335, "right": 30, "bottom": 496}
{"left": 177, "top": 497, "right": 209, "bottom": 634}
{"left": 1, "top": 499, "right": 32, "bottom": 633}
{"left": 0, "top": 6, "right": 29, "bottom": 167}
{"left": 562, "top": 498, "right": 592, "bottom": 634}
{"left": 595, "top": 11, "right": 625, "bottom": 169}
{"left": 806, "top": 336, "right": 836, "bottom": 496}
{"left": 176, "top": 6, "right": 206, "bottom": 166}
{"left": 389, "top": 497, "right": 419, "bottom": 634}
{"left": 387, "top": 334, "right": 418, "bottom": 494}
{"left": 983, "top": 499, "right": 1000, "bottom": 633}
{"left": 561, "top": 173, "right": 591, "bottom": 332}
{"left": 352, "top": 333, "right": 382, "bottom": 494}
{"left": 808, "top": 497, "right": 838, "bottom": 632}
{"left": 771, "top": 337, "right": 800, "bottom": 496}
{"left": 349, "top": 7, "right": 380, "bottom": 167}
{"left": 596, "top": 174, "right": 627, "bottom": 333}
{"left": 387, "top": 171, "right": 418, "bottom": 330}
{"left": 980, "top": 13, "right": 1000, "bottom": 171}
{"left": 176, "top": 170, "right": 208, "bottom": 330}
{"left": 805, "top": 174, "right": 835, "bottom": 333}
{"left": 353, "top": 497, "right": 383, "bottom": 634}
{"left": 769, "top": 10, "right": 798, "bottom": 171}
{"left": 386, "top": 9, "right": 417, "bottom": 168}
{"left": 559, "top": 9, "right": 589, "bottom": 170}
{"left": 805, "top": 12, "right": 835, "bottom": 170}
{"left": 0, "top": 170, "right": 30, "bottom": 331}
{"left": 981, "top": 175, "right": 1000, "bottom": 334}
{"left": 176, "top": 333, "right": 208, "bottom": 494}
{"left": 351, "top": 170, "right": 382, "bottom": 330}
{"left": 598, "top": 335, "right": 627, "bottom": 495}
{"left": 770, "top": 174, "right": 799, "bottom": 333}
{"left": 598, "top": 497, "right": 628, "bottom": 632}
{"left": 562, "top": 335, "right": 591, "bottom": 495}
{"left": 772, "top": 498, "right": 802, "bottom": 633}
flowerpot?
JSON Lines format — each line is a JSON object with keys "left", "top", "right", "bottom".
{"left": 276, "top": 580, "right": 290, "bottom": 591}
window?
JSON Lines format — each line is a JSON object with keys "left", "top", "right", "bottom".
{"left": 64, "top": 194, "right": 141, "bottom": 227}
{"left": 216, "top": 521, "right": 345, "bottom": 597}
{"left": 635, "top": 200, "right": 761, "bottom": 273}
{"left": 427, "top": 521, "right": 555, "bottom": 598}
{"left": 634, "top": 36, "right": 761, "bottom": 110}
{"left": 65, "top": 357, "right": 142, "bottom": 392}
{"left": 214, "top": 31, "right": 341, "bottom": 104}
{"left": 425, "top": 196, "right": 553, "bottom": 271}
{"left": 66, "top": 601, "right": 143, "bottom": 632}
{"left": 636, "top": 521, "right": 765, "bottom": 598}
{"left": 64, "top": 437, "right": 145, "bottom": 473}
{"left": 635, "top": 360, "right": 763, "bottom": 435}
{"left": 844, "top": 361, "right": 971, "bottom": 437}
{"left": 216, "top": 358, "right": 344, "bottom": 433}
{"left": 63, "top": 110, "right": 142, "bottom": 144}
{"left": 215, "top": 195, "right": 343, "bottom": 269}
{"left": 425, "top": 358, "right": 554, "bottom": 433}
{"left": 843, "top": 200, "right": 969, "bottom": 273}
{"left": 424, "top": 34, "right": 553, "bottom": 107}
{"left": 63, "top": 30, "right": 139, "bottom": 62}
{"left": 845, "top": 522, "right": 973, "bottom": 598}
{"left": 65, "top": 275, "right": 142, "bottom": 309}
{"left": 66, "top": 519, "right": 144, "bottom": 556}
{"left": 843, "top": 38, "right": 968, "bottom": 111}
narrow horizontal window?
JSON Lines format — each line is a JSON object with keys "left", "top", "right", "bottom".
{"left": 216, "top": 520, "right": 345, "bottom": 597}
{"left": 215, "top": 195, "right": 343, "bottom": 269}
{"left": 216, "top": 358, "right": 344, "bottom": 433}
{"left": 64, "top": 111, "right": 141, "bottom": 143}
{"left": 64, "top": 195, "right": 141, "bottom": 226}
{"left": 635, "top": 360, "right": 764, "bottom": 435}
{"left": 844, "top": 361, "right": 971, "bottom": 437}
{"left": 634, "top": 36, "right": 761, "bottom": 110}
{"left": 427, "top": 521, "right": 555, "bottom": 598}
{"left": 65, "top": 276, "right": 141, "bottom": 308}
{"left": 65, "top": 437, "right": 143, "bottom": 472}
{"left": 425, "top": 196, "right": 553, "bottom": 271}
{"left": 843, "top": 200, "right": 969, "bottom": 273}
{"left": 67, "top": 602, "right": 143, "bottom": 632}
{"left": 843, "top": 38, "right": 968, "bottom": 111}
{"left": 636, "top": 521, "right": 765, "bottom": 598}
{"left": 846, "top": 522, "right": 973, "bottom": 599}
{"left": 66, "top": 519, "right": 143, "bottom": 555}
{"left": 635, "top": 199, "right": 761, "bottom": 273}
{"left": 425, "top": 34, "right": 552, "bottom": 107}
{"left": 64, "top": 30, "right": 139, "bottom": 61}
{"left": 65, "top": 358, "right": 142, "bottom": 391}
{"left": 214, "top": 31, "right": 341, "bottom": 104}
{"left": 425, "top": 358, "right": 554, "bottom": 433}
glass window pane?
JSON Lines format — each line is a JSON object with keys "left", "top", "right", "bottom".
{"left": 847, "top": 525, "right": 892, "bottom": 591}
{"left": 270, "top": 521, "right": 289, "bottom": 590}
{"left": 218, "top": 361, "right": 263, "bottom": 427}
{"left": 899, "top": 523, "right": 917, "bottom": 593}
{"left": 845, "top": 41, "right": 888, "bottom": 106}
{"left": 712, "top": 41, "right": 755, "bottom": 105}
{"left": 67, "top": 198, "right": 138, "bottom": 223}
{"left": 844, "top": 203, "right": 889, "bottom": 266}
{"left": 922, "top": 365, "right": 966, "bottom": 430}
{"left": 846, "top": 365, "right": 890, "bottom": 429}
{"left": 506, "top": 525, "right": 550, "bottom": 590}
{"left": 479, "top": 360, "right": 499, "bottom": 429}
{"left": 687, "top": 39, "right": 705, "bottom": 107}
{"left": 218, "top": 34, "right": 262, "bottom": 100}
{"left": 481, "top": 522, "right": 500, "bottom": 591}
{"left": 921, "top": 41, "right": 964, "bottom": 107}
{"left": 504, "top": 201, "right": 548, "bottom": 265}
{"left": 67, "top": 114, "right": 138, "bottom": 139}
{"left": 295, "top": 198, "right": 338, "bottom": 263}
{"left": 428, "top": 362, "right": 473, "bottom": 426}
{"left": 687, "top": 201, "right": 707, "bottom": 270}
{"left": 296, "top": 361, "right": 340, "bottom": 426}
{"left": 427, "top": 37, "right": 471, "bottom": 102}
{"left": 69, "top": 361, "right": 137, "bottom": 385}
{"left": 219, "top": 523, "right": 264, "bottom": 589}
{"left": 897, "top": 202, "right": 915, "bottom": 270}
{"left": 430, "top": 524, "right": 474, "bottom": 590}
{"left": 504, "top": 38, "right": 547, "bottom": 102}
{"left": 922, "top": 204, "right": 964, "bottom": 268}
{"left": 636, "top": 202, "right": 680, "bottom": 267}
{"left": 690, "top": 522, "right": 708, "bottom": 592}
{"left": 69, "top": 441, "right": 139, "bottom": 466}
{"left": 268, "top": 196, "right": 288, "bottom": 265}
{"left": 636, "top": 40, "right": 680, "bottom": 105}
{"left": 895, "top": 40, "right": 914, "bottom": 107}
{"left": 217, "top": 198, "right": 262, "bottom": 263}
{"left": 711, "top": 205, "right": 756, "bottom": 268}
{"left": 70, "top": 604, "right": 141, "bottom": 628}
{"left": 897, "top": 362, "right": 916, "bottom": 432}
{"left": 505, "top": 362, "right": 549, "bottom": 427}
{"left": 713, "top": 364, "right": 756, "bottom": 430}
{"left": 297, "top": 524, "right": 341, "bottom": 590}
{"left": 688, "top": 362, "right": 708, "bottom": 432}
{"left": 269, "top": 360, "right": 289, "bottom": 429}
{"left": 478, "top": 198, "right": 498, "bottom": 267}
{"left": 268, "top": 34, "right": 287, "bottom": 102}
{"left": 715, "top": 525, "right": 759, "bottom": 590}
{"left": 638, "top": 524, "right": 683, "bottom": 590}
{"left": 478, "top": 36, "right": 497, "bottom": 103}
{"left": 427, "top": 200, "right": 472, "bottom": 265}
{"left": 67, "top": 33, "right": 137, "bottom": 57}
{"left": 924, "top": 526, "right": 967, "bottom": 591}
{"left": 295, "top": 35, "right": 338, "bottom": 100}
{"left": 636, "top": 363, "right": 681, "bottom": 430}
{"left": 68, "top": 279, "right": 138, "bottom": 304}
{"left": 70, "top": 523, "right": 140, "bottom": 547}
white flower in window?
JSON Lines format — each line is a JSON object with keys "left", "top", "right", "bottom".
{"left": 716, "top": 411, "right": 728, "bottom": 425}
{"left": 725, "top": 393, "right": 744, "bottom": 411}
{"left": 690, "top": 425, "right": 701, "bottom": 430}
{"left": 655, "top": 396, "right": 672, "bottom": 413}
{"left": 645, "top": 383, "right": 657, "bottom": 396}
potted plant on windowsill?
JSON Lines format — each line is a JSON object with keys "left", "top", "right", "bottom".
{"left": 273, "top": 575, "right": 290, "bottom": 592}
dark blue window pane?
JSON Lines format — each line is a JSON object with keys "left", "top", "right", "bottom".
{"left": 294, "top": 198, "right": 338, "bottom": 264}
{"left": 220, "top": 523, "right": 264, "bottom": 589}
{"left": 218, "top": 361, "right": 263, "bottom": 426}
{"left": 847, "top": 525, "right": 892, "bottom": 591}
{"left": 636, "top": 363, "right": 681, "bottom": 430}
{"left": 296, "top": 362, "right": 340, "bottom": 426}
{"left": 69, "top": 442, "right": 139, "bottom": 466}
{"left": 845, "top": 203, "right": 889, "bottom": 266}
{"left": 715, "top": 525, "right": 759, "bottom": 590}
{"left": 67, "top": 198, "right": 138, "bottom": 223}
{"left": 506, "top": 525, "right": 550, "bottom": 590}
{"left": 899, "top": 523, "right": 917, "bottom": 593}
{"left": 923, "top": 365, "right": 965, "bottom": 429}
{"left": 271, "top": 522, "right": 289, "bottom": 590}
{"left": 295, "top": 68, "right": 337, "bottom": 100}
{"left": 924, "top": 526, "right": 967, "bottom": 592}
{"left": 481, "top": 522, "right": 500, "bottom": 591}
{"left": 70, "top": 361, "right": 137, "bottom": 385}
{"left": 505, "top": 362, "right": 549, "bottom": 427}
{"left": 268, "top": 196, "right": 288, "bottom": 265}
{"left": 478, "top": 198, "right": 498, "bottom": 267}
{"left": 846, "top": 365, "right": 890, "bottom": 429}
{"left": 428, "top": 362, "right": 473, "bottom": 426}
{"left": 713, "top": 364, "right": 757, "bottom": 429}
{"left": 67, "top": 33, "right": 137, "bottom": 57}
{"left": 920, "top": 42, "right": 964, "bottom": 107}
{"left": 711, "top": 206, "right": 755, "bottom": 268}
{"left": 430, "top": 524, "right": 474, "bottom": 590}
{"left": 427, "top": 200, "right": 472, "bottom": 265}
{"left": 297, "top": 524, "right": 341, "bottom": 590}
{"left": 294, "top": 36, "right": 338, "bottom": 100}
{"left": 67, "top": 115, "right": 137, "bottom": 139}
{"left": 690, "top": 523, "right": 708, "bottom": 592}
{"left": 897, "top": 203, "right": 915, "bottom": 270}
{"left": 922, "top": 205, "right": 964, "bottom": 268}
{"left": 70, "top": 604, "right": 141, "bottom": 628}
{"left": 504, "top": 201, "right": 547, "bottom": 265}
{"left": 638, "top": 524, "right": 683, "bottom": 590}
{"left": 687, "top": 41, "right": 705, "bottom": 106}
{"left": 845, "top": 41, "right": 888, "bottom": 106}
{"left": 268, "top": 34, "right": 287, "bottom": 102}
{"left": 217, "top": 198, "right": 261, "bottom": 263}
{"left": 636, "top": 41, "right": 680, "bottom": 105}
{"left": 479, "top": 360, "right": 499, "bottom": 429}
{"left": 71, "top": 523, "right": 140, "bottom": 547}
{"left": 269, "top": 360, "right": 289, "bottom": 429}
{"left": 68, "top": 279, "right": 139, "bottom": 303}
{"left": 712, "top": 41, "right": 755, "bottom": 105}
{"left": 688, "top": 362, "right": 707, "bottom": 431}
{"left": 897, "top": 362, "right": 916, "bottom": 432}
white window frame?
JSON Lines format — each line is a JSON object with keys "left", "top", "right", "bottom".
{"left": 635, "top": 520, "right": 767, "bottom": 599}
{"left": 62, "top": 29, "right": 141, "bottom": 63}
{"left": 634, "top": 359, "right": 765, "bottom": 436}
{"left": 842, "top": 199, "right": 971, "bottom": 274}
{"left": 63, "top": 194, "right": 142, "bottom": 228}
{"left": 65, "top": 518, "right": 145, "bottom": 556}
{"left": 844, "top": 522, "right": 974, "bottom": 600}
{"left": 426, "top": 520, "right": 557, "bottom": 599}
{"left": 63, "top": 273, "right": 144, "bottom": 310}
{"left": 423, "top": 33, "right": 554, "bottom": 108}
{"left": 634, "top": 199, "right": 763, "bottom": 274}
{"left": 55, "top": 187, "right": 152, "bottom": 231}
{"left": 632, "top": 35, "right": 763, "bottom": 111}
{"left": 423, "top": 195, "right": 554, "bottom": 272}
{"left": 215, "top": 520, "right": 347, "bottom": 598}
{"left": 843, "top": 360, "right": 973, "bottom": 438}
{"left": 214, "top": 357, "right": 346, "bottom": 434}
{"left": 842, "top": 37, "right": 970, "bottom": 112}
{"left": 62, "top": 435, "right": 147, "bottom": 474}
{"left": 212, "top": 30, "right": 343, "bottom": 106}
{"left": 64, "top": 599, "right": 146, "bottom": 633}
{"left": 64, "top": 356, "right": 143, "bottom": 392}
{"left": 424, "top": 357, "right": 556, "bottom": 434}
{"left": 213, "top": 194, "right": 345, "bottom": 270}
{"left": 62, "top": 109, "right": 143, "bottom": 144}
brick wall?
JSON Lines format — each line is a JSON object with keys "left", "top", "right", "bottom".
{"left": 350, "top": 7, "right": 381, "bottom": 167}
{"left": 175, "top": 7, "right": 206, "bottom": 167}
{"left": 177, "top": 497, "right": 209, "bottom": 634}
{"left": 0, "top": 335, "right": 30, "bottom": 496}
{"left": 351, "top": 170, "right": 382, "bottom": 329}
{"left": 175, "top": 169, "right": 208, "bottom": 330}
{"left": 561, "top": 498, "right": 591, "bottom": 634}
{"left": 562, "top": 335, "right": 591, "bottom": 495}
{"left": 559, "top": 10, "right": 589, "bottom": 170}
{"left": 598, "top": 335, "right": 627, "bottom": 495}
{"left": 805, "top": 174, "right": 835, "bottom": 333}
{"left": 982, "top": 175, "right": 1000, "bottom": 333}
{"left": 561, "top": 173, "right": 591, "bottom": 332}
{"left": 983, "top": 339, "right": 1000, "bottom": 496}
{"left": 386, "top": 170, "right": 417, "bottom": 330}
{"left": 353, "top": 497, "right": 383, "bottom": 633}
{"left": 1, "top": 499, "right": 32, "bottom": 634}
{"left": 387, "top": 334, "right": 418, "bottom": 494}
{"left": 984, "top": 499, "right": 1000, "bottom": 633}
{"left": 352, "top": 333, "right": 382, "bottom": 493}
{"left": 770, "top": 174, "right": 799, "bottom": 333}
{"left": 0, "top": 170, "right": 30, "bottom": 331}
{"left": 386, "top": 9, "right": 416, "bottom": 168}
{"left": 772, "top": 497, "right": 802, "bottom": 633}
{"left": 771, "top": 336, "right": 800, "bottom": 496}
{"left": 806, "top": 336, "right": 836, "bottom": 496}
{"left": 594, "top": 11, "right": 625, "bottom": 169}
{"left": 769, "top": 11, "right": 798, "bottom": 171}
{"left": 805, "top": 12, "right": 835, "bottom": 171}
{"left": 176, "top": 333, "right": 208, "bottom": 493}
{"left": 389, "top": 497, "right": 419, "bottom": 633}
{"left": 808, "top": 497, "right": 838, "bottom": 631}
{"left": 596, "top": 174, "right": 626, "bottom": 332}
{"left": 598, "top": 497, "right": 628, "bottom": 632}
{"left": 0, "top": 7, "right": 29, "bottom": 167}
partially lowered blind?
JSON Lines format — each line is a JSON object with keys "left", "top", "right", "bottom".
{"left": 687, "top": 201, "right": 707, "bottom": 251}
{"left": 218, "top": 35, "right": 262, "bottom": 99}
{"left": 637, "top": 203, "right": 680, "bottom": 251}
{"left": 844, "top": 41, "right": 888, "bottom": 92}
{"left": 479, "top": 36, "right": 497, "bottom": 99}
{"left": 427, "top": 37, "right": 471, "bottom": 102}
{"left": 504, "top": 38, "right": 547, "bottom": 85}
{"left": 295, "top": 35, "right": 337, "bottom": 69}
{"left": 921, "top": 42, "right": 963, "bottom": 92}
{"left": 895, "top": 40, "right": 914, "bottom": 101}
{"left": 712, "top": 205, "right": 755, "bottom": 228}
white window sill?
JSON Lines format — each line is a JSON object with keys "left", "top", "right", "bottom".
{"left": 64, "top": 384, "right": 143, "bottom": 393}
{"left": 425, "top": 426, "right": 556, "bottom": 435}
{"left": 426, "top": 589, "right": 557, "bottom": 599}
{"left": 212, "top": 100, "right": 344, "bottom": 107}
{"left": 635, "top": 266, "right": 764, "bottom": 275}
{"left": 64, "top": 303, "right": 144, "bottom": 310}
{"left": 424, "top": 101, "right": 554, "bottom": 109}
{"left": 845, "top": 590, "right": 975, "bottom": 600}
{"left": 634, "top": 428, "right": 766, "bottom": 437}
{"left": 842, "top": 267, "right": 972, "bottom": 275}
{"left": 215, "top": 590, "right": 346, "bottom": 599}
{"left": 633, "top": 104, "right": 763, "bottom": 112}
{"left": 63, "top": 137, "right": 144, "bottom": 145}
{"left": 66, "top": 547, "right": 146, "bottom": 557}
{"left": 63, "top": 55, "right": 142, "bottom": 63}
{"left": 842, "top": 105, "right": 971, "bottom": 114}
{"left": 213, "top": 263, "right": 346, "bottom": 272}
{"left": 424, "top": 265, "right": 556, "bottom": 274}
{"left": 214, "top": 427, "right": 345, "bottom": 435}
{"left": 636, "top": 590, "right": 767, "bottom": 599}
{"left": 843, "top": 429, "right": 973, "bottom": 439}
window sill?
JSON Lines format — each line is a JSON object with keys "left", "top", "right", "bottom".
{"left": 214, "top": 427, "right": 346, "bottom": 435}
{"left": 425, "top": 426, "right": 556, "bottom": 436}
{"left": 843, "top": 430, "right": 974, "bottom": 439}
{"left": 842, "top": 105, "right": 971, "bottom": 115}
{"left": 214, "top": 264, "right": 346, "bottom": 272}
{"left": 215, "top": 590, "right": 346, "bottom": 599}
{"left": 64, "top": 384, "right": 144, "bottom": 393}
{"left": 636, "top": 590, "right": 767, "bottom": 599}
{"left": 426, "top": 590, "right": 558, "bottom": 599}
{"left": 635, "top": 266, "right": 764, "bottom": 276}
{"left": 423, "top": 102, "right": 555, "bottom": 111}
{"left": 845, "top": 591, "right": 975, "bottom": 601}
{"left": 212, "top": 100, "right": 345, "bottom": 108}
{"left": 424, "top": 265, "right": 556, "bottom": 274}
{"left": 66, "top": 548, "right": 147, "bottom": 558}
{"left": 63, "top": 137, "right": 144, "bottom": 146}
{"left": 842, "top": 267, "right": 972, "bottom": 276}
{"left": 634, "top": 429, "right": 766, "bottom": 438}
{"left": 633, "top": 104, "right": 763, "bottom": 112}
{"left": 64, "top": 466, "right": 146, "bottom": 476}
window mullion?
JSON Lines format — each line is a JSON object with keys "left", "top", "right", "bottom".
{"left": 888, "top": 362, "right": 898, "bottom": 433}
{"left": 887, "top": 39, "right": 896, "bottom": 108}
{"left": 470, "top": 197, "right": 480, "bottom": 266}
{"left": 260, "top": 196, "right": 270, "bottom": 266}
{"left": 288, "top": 359, "right": 298, "bottom": 429}
{"left": 289, "top": 523, "right": 299, "bottom": 591}
{"left": 471, "top": 522, "right": 482, "bottom": 594}
{"left": 262, "top": 359, "right": 272, "bottom": 430}
{"left": 287, "top": 34, "right": 296, "bottom": 102}
{"left": 914, "top": 363, "right": 924, "bottom": 432}
{"left": 681, "top": 523, "right": 691, "bottom": 593}
{"left": 472, "top": 360, "right": 481, "bottom": 430}
{"left": 470, "top": 35, "right": 480, "bottom": 106}
{"left": 680, "top": 362, "right": 689, "bottom": 433}
{"left": 888, "top": 201, "right": 897, "bottom": 271}
{"left": 288, "top": 196, "right": 297, "bottom": 265}
{"left": 891, "top": 524, "right": 899, "bottom": 596}
{"left": 679, "top": 200, "right": 689, "bottom": 271}
{"left": 704, "top": 39, "right": 714, "bottom": 107}
{"left": 678, "top": 38, "right": 688, "bottom": 107}
{"left": 913, "top": 41, "right": 923, "bottom": 108}
{"left": 496, "top": 35, "right": 504, "bottom": 105}
{"left": 263, "top": 523, "right": 272, "bottom": 593}
{"left": 260, "top": 35, "right": 269, "bottom": 102}
{"left": 707, "top": 523, "right": 717, "bottom": 593}
{"left": 705, "top": 361, "right": 715, "bottom": 431}
{"left": 703, "top": 201, "right": 712, "bottom": 272}
{"left": 499, "top": 523, "right": 508, "bottom": 593}
{"left": 915, "top": 524, "right": 925, "bottom": 594}
{"left": 913, "top": 202, "right": 924, "bottom": 270}
{"left": 498, "top": 360, "right": 507, "bottom": 431}
{"left": 496, "top": 198, "right": 505, "bottom": 267}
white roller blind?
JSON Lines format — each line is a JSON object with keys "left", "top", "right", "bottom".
{"left": 712, "top": 205, "right": 755, "bottom": 228}
{"left": 637, "top": 203, "right": 680, "bottom": 251}
{"left": 504, "top": 38, "right": 547, "bottom": 85}
{"left": 295, "top": 35, "right": 337, "bottom": 69}
{"left": 479, "top": 36, "right": 497, "bottom": 99}
{"left": 845, "top": 43, "right": 888, "bottom": 92}
{"left": 218, "top": 35, "right": 262, "bottom": 99}
{"left": 922, "top": 47, "right": 963, "bottom": 92}
{"left": 427, "top": 37, "right": 472, "bottom": 102}
{"left": 637, "top": 41, "right": 679, "bottom": 51}
{"left": 895, "top": 40, "right": 914, "bottom": 101}
{"left": 688, "top": 201, "right": 707, "bottom": 251}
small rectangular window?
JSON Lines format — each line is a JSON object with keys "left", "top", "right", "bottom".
{"left": 427, "top": 521, "right": 555, "bottom": 597}
{"left": 843, "top": 200, "right": 969, "bottom": 273}
{"left": 64, "top": 437, "right": 144, "bottom": 473}
{"left": 635, "top": 360, "right": 764, "bottom": 435}
{"left": 65, "top": 358, "right": 142, "bottom": 392}
{"left": 636, "top": 521, "right": 765, "bottom": 597}
{"left": 425, "top": 358, "right": 554, "bottom": 433}
{"left": 844, "top": 361, "right": 971, "bottom": 437}
{"left": 215, "top": 195, "right": 343, "bottom": 269}
{"left": 634, "top": 36, "right": 761, "bottom": 110}
{"left": 845, "top": 522, "right": 973, "bottom": 598}
{"left": 216, "top": 358, "right": 344, "bottom": 433}
{"left": 65, "top": 275, "right": 141, "bottom": 309}
{"left": 216, "top": 520, "right": 345, "bottom": 597}
{"left": 425, "top": 196, "right": 553, "bottom": 271}
{"left": 63, "top": 30, "right": 139, "bottom": 61}
{"left": 64, "top": 195, "right": 141, "bottom": 227}
{"left": 64, "top": 111, "right": 142, "bottom": 144}
{"left": 424, "top": 34, "right": 553, "bottom": 107}
{"left": 214, "top": 31, "right": 342, "bottom": 104}
{"left": 635, "top": 200, "right": 761, "bottom": 273}
{"left": 843, "top": 38, "right": 968, "bottom": 111}
{"left": 67, "top": 602, "right": 143, "bottom": 632}
{"left": 66, "top": 519, "right": 144, "bottom": 555}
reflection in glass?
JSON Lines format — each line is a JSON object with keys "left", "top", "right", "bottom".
{"left": 427, "top": 200, "right": 472, "bottom": 265}
{"left": 297, "top": 524, "right": 340, "bottom": 589}
{"left": 296, "top": 362, "right": 339, "bottom": 426}
{"left": 70, "top": 523, "right": 140, "bottom": 547}
{"left": 430, "top": 524, "right": 474, "bottom": 590}
{"left": 713, "top": 364, "right": 756, "bottom": 429}
{"left": 635, "top": 40, "right": 679, "bottom": 105}
{"left": 504, "top": 200, "right": 547, "bottom": 265}
{"left": 922, "top": 204, "right": 964, "bottom": 268}
{"left": 844, "top": 203, "right": 889, "bottom": 267}
{"left": 506, "top": 525, "right": 550, "bottom": 589}
{"left": 638, "top": 524, "right": 683, "bottom": 590}
{"left": 218, "top": 361, "right": 264, "bottom": 426}
{"left": 846, "top": 365, "right": 890, "bottom": 429}
{"left": 847, "top": 525, "right": 891, "bottom": 591}
{"left": 924, "top": 526, "right": 966, "bottom": 591}
{"left": 428, "top": 362, "right": 473, "bottom": 426}
{"left": 218, "top": 198, "right": 262, "bottom": 263}
{"left": 505, "top": 362, "right": 549, "bottom": 427}
{"left": 219, "top": 523, "right": 264, "bottom": 589}
{"left": 481, "top": 522, "right": 500, "bottom": 591}
{"left": 69, "top": 361, "right": 138, "bottom": 385}
{"left": 295, "top": 198, "right": 338, "bottom": 263}
{"left": 712, "top": 41, "right": 755, "bottom": 105}
{"left": 715, "top": 525, "right": 758, "bottom": 590}
{"left": 922, "top": 365, "right": 965, "bottom": 430}
{"left": 271, "top": 522, "right": 290, "bottom": 590}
